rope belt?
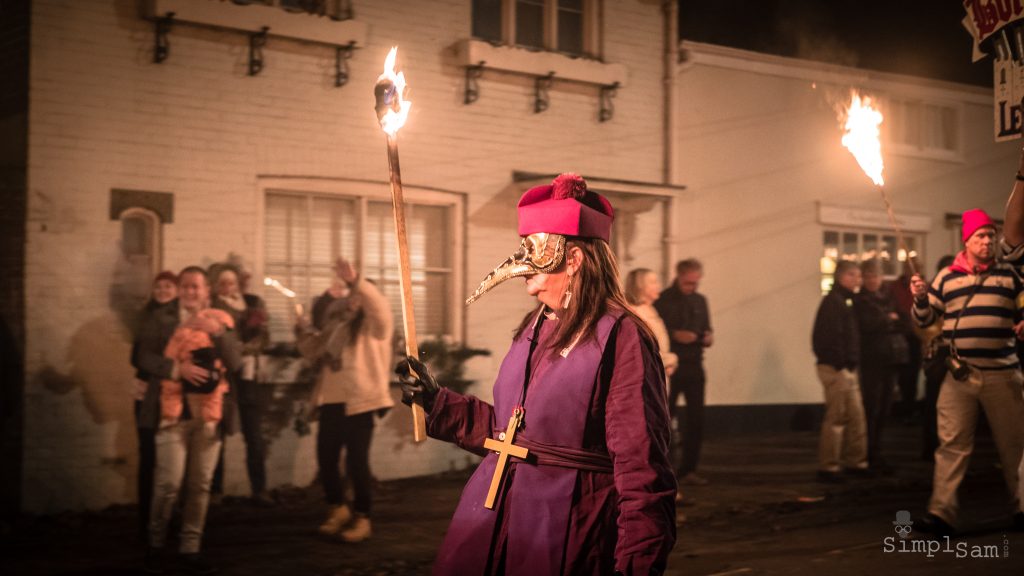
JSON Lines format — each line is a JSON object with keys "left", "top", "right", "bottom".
{"left": 514, "top": 437, "right": 613, "bottom": 474}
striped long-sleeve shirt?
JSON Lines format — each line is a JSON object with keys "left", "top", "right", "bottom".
{"left": 913, "top": 248, "right": 1023, "bottom": 371}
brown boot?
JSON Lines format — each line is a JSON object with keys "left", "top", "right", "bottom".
{"left": 338, "top": 514, "right": 372, "bottom": 543}
{"left": 318, "top": 504, "right": 352, "bottom": 536}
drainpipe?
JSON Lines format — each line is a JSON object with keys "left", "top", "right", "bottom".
{"left": 662, "top": 0, "right": 678, "bottom": 281}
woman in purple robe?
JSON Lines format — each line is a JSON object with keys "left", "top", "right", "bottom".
{"left": 398, "top": 174, "right": 676, "bottom": 576}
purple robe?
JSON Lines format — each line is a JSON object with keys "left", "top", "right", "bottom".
{"left": 426, "top": 309, "right": 676, "bottom": 575}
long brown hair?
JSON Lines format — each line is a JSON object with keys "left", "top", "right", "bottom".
{"left": 516, "top": 237, "right": 654, "bottom": 353}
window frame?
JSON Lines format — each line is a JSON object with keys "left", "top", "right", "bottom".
{"left": 820, "top": 226, "right": 924, "bottom": 294}
{"left": 120, "top": 207, "right": 163, "bottom": 280}
{"left": 230, "top": 0, "right": 354, "bottom": 20}
{"left": 880, "top": 94, "right": 965, "bottom": 163}
{"left": 257, "top": 177, "right": 466, "bottom": 344}
{"left": 474, "top": 0, "right": 601, "bottom": 58}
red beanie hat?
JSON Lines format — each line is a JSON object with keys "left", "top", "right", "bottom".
{"left": 961, "top": 209, "right": 995, "bottom": 243}
{"left": 517, "top": 173, "right": 614, "bottom": 241}
{"left": 153, "top": 270, "right": 178, "bottom": 285}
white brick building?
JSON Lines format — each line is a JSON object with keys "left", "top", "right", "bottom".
{"left": 1, "top": 1, "right": 1017, "bottom": 513}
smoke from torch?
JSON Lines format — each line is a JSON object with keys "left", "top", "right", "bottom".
{"left": 840, "top": 91, "right": 917, "bottom": 276}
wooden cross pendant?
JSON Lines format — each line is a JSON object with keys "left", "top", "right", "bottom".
{"left": 482, "top": 407, "right": 529, "bottom": 510}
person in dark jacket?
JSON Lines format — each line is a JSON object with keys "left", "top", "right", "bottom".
{"left": 654, "top": 258, "right": 713, "bottom": 486}
{"left": 209, "top": 263, "right": 273, "bottom": 505}
{"left": 854, "top": 259, "right": 908, "bottom": 473}
{"left": 812, "top": 260, "right": 869, "bottom": 483}
{"left": 919, "top": 255, "right": 954, "bottom": 461}
{"left": 130, "top": 270, "right": 178, "bottom": 539}
{"left": 887, "top": 259, "right": 923, "bottom": 421}
{"left": 134, "top": 266, "right": 244, "bottom": 573}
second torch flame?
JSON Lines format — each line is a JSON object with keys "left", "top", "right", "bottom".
{"left": 841, "top": 92, "right": 884, "bottom": 187}
{"left": 839, "top": 90, "right": 917, "bottom": 275}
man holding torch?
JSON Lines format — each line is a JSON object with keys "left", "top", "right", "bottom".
{"left": 999, "top": 144, "right": 1024, "bottom": 533}
{"left": 910, "top": 206, "right": 1024, "bottom": 535}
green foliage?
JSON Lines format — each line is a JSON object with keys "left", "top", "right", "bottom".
{"left": 417, "top": 338, "right": 492, "bottom": 395}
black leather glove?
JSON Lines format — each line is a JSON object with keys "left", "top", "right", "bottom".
{"left": 185, "top": 347, "right": 222, "bottom": 394}
{"left": 395, "top": 356, "right": 440, "bottom": 413}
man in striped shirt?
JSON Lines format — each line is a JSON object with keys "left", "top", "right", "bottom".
{"left": 910, "top": 208, "right": 1024, "bottom": 536}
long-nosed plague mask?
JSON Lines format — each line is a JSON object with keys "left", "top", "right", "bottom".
{"left": 466, "top": 173, "right": 615, "bottom": 305}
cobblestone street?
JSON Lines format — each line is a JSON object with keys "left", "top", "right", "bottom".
{"left": 5, "top": 425, "right": 1022, "bottom": 575}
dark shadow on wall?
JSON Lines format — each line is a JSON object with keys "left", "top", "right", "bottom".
{"left": 36, "top": 312, "right": 136, "bottom": 501}
{"left": 29, "top": 243, "right": 153, "bottom": 506}
{"left": 1, "top": 316, "right": 24, "bottom": 528}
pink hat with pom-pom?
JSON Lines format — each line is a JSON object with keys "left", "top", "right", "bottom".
{"left": 517, "top": 173, "right": 614, "bottom": 241}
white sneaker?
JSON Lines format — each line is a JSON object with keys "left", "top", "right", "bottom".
{"left": 318, "top": 504, "right": 352, "bottom": 536}
{"left": 338, "top": 515, "right": 372, "bottom": 543}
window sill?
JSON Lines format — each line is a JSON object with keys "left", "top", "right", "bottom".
{"left": 455, "top": 39, "right": 627, "bottom": 87}
{"left": 886, "top": 143, "right": 965, "bottom": 163}
{"left": 146, "top": 0, "right": 367, "bottom": 46}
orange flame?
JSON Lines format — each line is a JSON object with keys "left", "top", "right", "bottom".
{"left": 378, "top": 47, "right": 412, "bottom": 137}
{"left": 840, "top": 92, "right": 884, "bottom": 186}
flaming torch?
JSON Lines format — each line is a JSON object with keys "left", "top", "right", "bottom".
{"left": 374, "top": 47, "right": 426, "bottom": 443}
{"left": 840, "top": 91, "right": 918, "bottom": 276}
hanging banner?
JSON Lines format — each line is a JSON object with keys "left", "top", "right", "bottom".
{"left": 994, "top": 52, "right": 1021, "bottom": 141}
{"left": 963, "top": 0, "right": 1024, "bottom": 61}
{"left": 988, "top": 24, "right": 1024, "bottom": 141}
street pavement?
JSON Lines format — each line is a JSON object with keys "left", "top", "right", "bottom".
{"left": 4, "top": 422, "right": 1022, "bottom": 575}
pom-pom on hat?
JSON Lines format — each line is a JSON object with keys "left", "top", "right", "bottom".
{"left": 517, "top": 173, "right": 614, "bottom": 241}
{"left": 961, "top": 208, "right": 996, "bottom": 243}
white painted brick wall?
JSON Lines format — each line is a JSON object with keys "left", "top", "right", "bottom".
{"left": 24, "top": 0, "right": 667, "bottom": 512}
{"left": 674, "top": 51, "right": 1019, "bottom": 408}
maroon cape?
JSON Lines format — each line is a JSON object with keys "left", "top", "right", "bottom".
{"left": 426, "top": 309, "right": 676, "bottom": 575}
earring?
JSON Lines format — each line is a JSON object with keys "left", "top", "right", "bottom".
{"left": 562, "top": 273, "right": 574, "bottom": 309}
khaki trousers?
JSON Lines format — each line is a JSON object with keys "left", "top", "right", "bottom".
{"left": 928, "top": 368, "right": 1024, "bottom": 525}
{"left": 816, "top": 365, "right": 868, "bottom": 472}
{"left": 149, "top": 418, "right": 222, "bottom": 554}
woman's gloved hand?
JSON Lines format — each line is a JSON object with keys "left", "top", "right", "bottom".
{"left": 395, "top": 356, "right": 441, "bottom": 413}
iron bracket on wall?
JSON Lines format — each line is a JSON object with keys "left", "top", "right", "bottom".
{"left": 335, "top": 41, "right": 355, "bottom": 87}
{"left": 464, "top": 61, "right": 485, "bottom": 104}
{"left": 534, "top": 72, "right": 555, "bottom": 114}
{"left": 249, "top": 26, "right": 269, "bottom": 76}
{"left": 154, "top": 13, "right": 174, "bottom": 64}
{"left": 599, "top": 81, "right": 619, "bottom": 122}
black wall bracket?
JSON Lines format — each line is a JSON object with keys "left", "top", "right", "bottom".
{"left": 335, "top": 41, "right": 355, "bottom": 87}
{"left": 599, "top": 81, "right": 619, "bottom": 122}
{"left": 464, "top": 61, "right": 485, "bottom": 105}
{"left": 154, "top": 13, "right": 174, "bottom": 64}
{"left": 249, "top": 26, "right": 269, "bottom": 76}
{"left": 534, "top": 72, "right": 555, "bottom": 114}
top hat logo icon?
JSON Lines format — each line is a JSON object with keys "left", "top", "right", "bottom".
{"left": 893, "top": 510, "right": 913, "bottom": 539}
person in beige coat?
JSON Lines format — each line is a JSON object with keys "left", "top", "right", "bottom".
{"left": 297, "top": 258, "right": 394, "bottom": 543}
{"left": 625, "top": 268, "right": 679, "bottom": 382}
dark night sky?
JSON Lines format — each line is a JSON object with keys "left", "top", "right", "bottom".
{"left": 679, "top": 0, "right": 991, "bottom": 88}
